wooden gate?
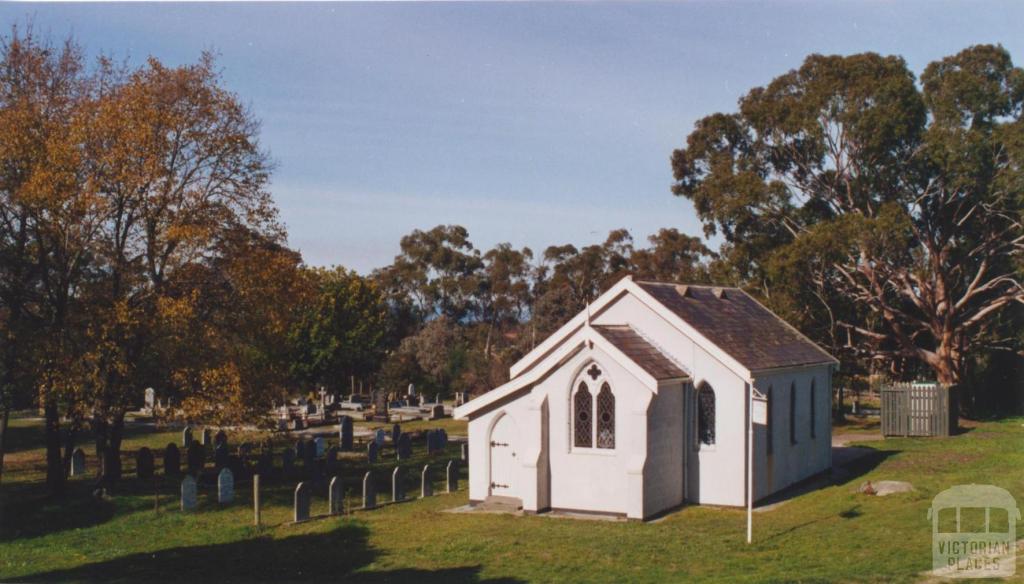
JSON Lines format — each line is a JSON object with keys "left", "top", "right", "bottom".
{"left": 880, "top": 383, "right": 957, "bottom": 437}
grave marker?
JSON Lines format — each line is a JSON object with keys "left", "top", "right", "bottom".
{"left": 392, "top": 466, "right": 405, "bottom": 502}
{"left": 218, "top": 468, "right": 234, "bottom": 504}
{"left": 421, "top": 464, "right": 432, "bottom": 498}
{"left": 397, "top": 433, "right": 412, "bottom": 461}
{"left": 367, "top": 441, "right": 378, "bottom": 464}
{"left": 314, "top": 437, "right": 325, "bottom": 457}
{"left": 187, "top": 442, "right": 205, "bottom": 473}
{"left": 164, "top": 443, "right": 181, "bottom": 475}
{"left": 294, "top": 482, "right": 311, "bottom": 522}
{"left": 70, "top": 447, "right": 86, "bottom": 477}
{"left": 181, "top": 475, "right": 197, "bottom": 511}
{"left": 362, "top": 471, "right": 376, "bottom": 510}
{"left": 339, "top": 416, "right": 353, "bottom": 451}
{"left": 182, "top": 426, "right": 193, "bottom": 447}
{"left": 329, "top": 476, "right": 343, "bottom": 515}
{"left": 447, "top": 460, "right": 458, "bottom": 493}
{"left": 136, "top": 447, "right": 155, "bottom": 480}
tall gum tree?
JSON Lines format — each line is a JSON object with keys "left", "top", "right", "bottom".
{"left": 671, "top": 45, "right": 1024, "bottom": 386}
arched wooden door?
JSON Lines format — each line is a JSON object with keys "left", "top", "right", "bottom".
{"left": 488, "top": 414, "right": 518, "bottom": 498}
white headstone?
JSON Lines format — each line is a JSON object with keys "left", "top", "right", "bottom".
{"left": 181, "top": 476, "right": 198, "bottom": 511}
{"left": 218, "top": 468, "right": 234, "bottom": 504}
{"left": 407, "top": 383, "right": 416, "bottom": 396}
{"left": 70, "top": 448, "right": 85, "bottom": 476}
{"left": 144, "top": 387, "right": 156, "bottom": 411}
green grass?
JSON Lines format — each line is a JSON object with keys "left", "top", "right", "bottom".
{"left": 1, "top": 414, "right": 1022, "bottom": 583}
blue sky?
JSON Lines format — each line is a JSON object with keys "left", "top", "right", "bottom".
{"left": 3, "top": 2, "right": 1022, "bottom": 273}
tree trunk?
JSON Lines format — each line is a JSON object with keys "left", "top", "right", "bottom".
{"left": 44, "top": 398, "right": 64, "bottom": 496}
{"left": 0, "top": 405, "right": 9, "bottom": 487}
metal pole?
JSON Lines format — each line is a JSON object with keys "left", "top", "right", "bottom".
{"left": 254, "top": 474, "right": 261, "bottom": 526}
{"left": 746, "top": 382, "right": 753, "bottom": 544}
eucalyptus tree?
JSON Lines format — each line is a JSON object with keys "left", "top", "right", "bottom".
{"left": 671, "top": 45, "right": 1024, "bottom": 386}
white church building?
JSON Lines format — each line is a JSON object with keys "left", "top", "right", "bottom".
{"left": 454, "top": 276, "right": 838, "bottom": 520}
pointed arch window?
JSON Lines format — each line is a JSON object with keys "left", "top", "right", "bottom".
{"left": 697, "top": 382, "right": 716, "bottom": 446}
{"left": 789, "top": 382, "right": 797, "bottom": 445}
{"left": 573, "top": 382, "right": 593, "bottom": 448}
{"left": 766, "top": 385, "right": 774, "bottom": 455}
{"left": 810, "top": 379, "right": 816, "bottom": 439}
{"left": 596, "top": 383, "right": 615, "bottom": 449}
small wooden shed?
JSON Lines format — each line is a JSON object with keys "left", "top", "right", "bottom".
{"left": 881, "top": 382, "right": 958, "bottom": 437}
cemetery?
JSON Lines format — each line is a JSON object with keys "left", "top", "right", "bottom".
{"left": 0, "top": 403, "right": 1020, "bottom": 582}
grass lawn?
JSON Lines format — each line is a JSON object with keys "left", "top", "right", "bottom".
{"left": 1, "top": 414, "right": 1022, "bottom": 583}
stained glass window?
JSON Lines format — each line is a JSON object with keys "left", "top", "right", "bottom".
{"left": 596, "top": 383, "right": 615, "bottom": 449}
{"left": 810, "top": 379, "right": 816, "bottom": 439}
{"left": 697, "top": 383, "right": 715, "bottom": 446}
{"left": 574, "top": 382, "right": 593, "bottom": 448}
{"left": 789, "top": 382, "right": 797, "bottom": 445}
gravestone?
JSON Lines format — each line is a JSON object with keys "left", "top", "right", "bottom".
{"left": 181, "top": 475, "right": 198, "bottom": 511}
{"left": 426, "top": 430, "right": 438, "bottom": 454}
{"left": 303, "top": 445, "right": 317, "bottom": 479}
{"left": 326, "top": 446, "right": 339, "bottom": 472}
{"left": 256, "top": 451, "right": 273, "bottom": 477}
{"left": 294, "top": 482, "right": 311, "bottom": 522}
{"left": 295, "top": 440, "right": 305, "bottom": 459}
{"left": 214, "top": 430, "right": 228, "bottom": 448}
{"left": 362, "top": 471, "right": 376, "bottom": 510}
{"left": 136, "top": 447, "right": 155, "bottom": 480}
{"left": 339, "top": 416, "right": 353, "bottom": 451}
{"left": 164, "top": 443, "right": 181, "bottom": 475}
{"left": 182, "top": 426, "right": 193, "bottom": 448}
{"left": 214, "top": 443, "right": 229, "bottom": 469}
{"left": 421, "top": 464, "right": 432, "bottom": 497}
{"left": 329, "top": 476, "right": 343, "bottom": 515}
{"left": 144, "top": 387, "right": 155, "bottom": 412}
{"left": 391, "top": 423, "right": 402, "bottom": 445}
{"left": 439, "top": 429, "right": 449, "bottom": 450}
{"left": 238, "top": 442, "right": 252, "bottom": 458}
{"left": 282, "top": 448, "right": 295, "bottom": 474}
{"left": 70, "top": 447, "right": 86, "bottom": 477}
{"left": 446, "top": 460, "right": 458, "bottom": 493}
{"left": 374, "top": 429, "right": 386, "bottom": 448}
{"left": 392, "top": 466, "right": 405, "bottom": 502}
{"left": 407, "top": 383, "right": 416, "bottom": 396}
{"left": 397, "top": 433, "right": 411, "bottom": 461}
{"left": 430, "top": 404, "right": 445, "bottom": 420}
{"left": 218, "top": 468, "right": 234, "bottom": 504}
{"left": 187, "top": 442, "right": 205, "bottom": 473}
{"left": 101, "top": 447, "right": 122, "bottom": 482}
{"left": 461, "top": 442, "right": 468, "bottom": 462}
{"left": 367, "top": 441, "right": 379, "bottom": 464}
{"left": 435, "top": 393, "right": 442, "bottom": 405}
{"left": 201, "top": 428, "right": 212, "bottom": 446}
{"left": 314, "top": 437, "right": 325, "bottom": 457}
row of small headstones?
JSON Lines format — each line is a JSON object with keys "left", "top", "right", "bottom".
{"left": 67, "top": 424, "right": 467, "bottom": 479}
{"left": 178, "top": 461, "right": 461, "bottom": 522}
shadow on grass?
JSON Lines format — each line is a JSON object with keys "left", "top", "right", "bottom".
{"left": 0, "top": 480, "right": 118, "bottom": 542}
{"left": 19, "top": 521, "right": 523, "bottom": 584}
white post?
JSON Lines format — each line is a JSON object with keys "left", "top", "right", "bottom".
{"left": 746, "top": 381, "right": 753, "bottom": 544}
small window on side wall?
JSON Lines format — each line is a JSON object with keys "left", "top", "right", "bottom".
{"left": 697, "top": 382, "right": 716, "bottom": 447}
{"left": 810, "top": 379, "right": 816, "bottom": 439}
{"left": 789, "top": 382, "right": 797, "bottom": 445}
